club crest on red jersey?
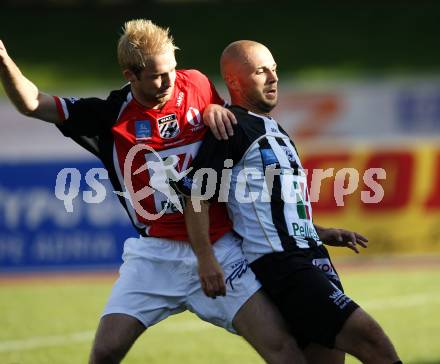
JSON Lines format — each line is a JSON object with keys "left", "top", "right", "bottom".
{"left": 157, "top": 114, "right": 180, "bottom": 139}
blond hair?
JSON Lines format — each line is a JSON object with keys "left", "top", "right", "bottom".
{"left": 117, "top": 19, "right": 178, "bottom": 71}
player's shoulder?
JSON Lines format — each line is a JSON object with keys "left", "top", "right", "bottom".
{"left": 228, "top": 105, "right": 249, "bottom": 117}
{"left": 106, "top": 83, "right": 131, "bottom": 104}
{"left": 102, "top": 83, "right": 132, "bottom": 116}
{"left": 228, "top": 105, "right": 259, "bottom": 127}
{"left": 177, "top": 69, "right": 211, "bottom": 88}
{"left": 227, "top": 105, "right": 268, "bottom": 137}
{"left": 178, "top": 69, "right": 208, "bottom": 80}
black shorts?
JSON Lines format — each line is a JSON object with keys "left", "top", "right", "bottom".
{"left": 250, "top": 245, "right": 359, "bottom": 349}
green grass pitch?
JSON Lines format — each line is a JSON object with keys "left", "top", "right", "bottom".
{"left": 1, "top": 266, "right": 439, "bottom": 364}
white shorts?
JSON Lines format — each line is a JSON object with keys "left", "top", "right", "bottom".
{"left": 102, "top": 232, "right": 261, "bottom": 333}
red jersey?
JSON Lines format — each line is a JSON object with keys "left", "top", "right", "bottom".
{"left": 54, "top": 69, "right": 232, "bottom": 242}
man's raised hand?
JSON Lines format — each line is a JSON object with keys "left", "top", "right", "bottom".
{"left": 0, "top": 40, "right": 10, "bottom": 64}
{"left": 318, "top": 227, "right": 368, "bottom": 254}
{"left": 203, "top": 104, "right": 237, "bottom": 140}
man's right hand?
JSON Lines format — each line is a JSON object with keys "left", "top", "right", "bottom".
{"left": 197, "top": 253, "right": 226, "bottom": 298}
{"left": 203, "top": 104, "right": 237, "bottom": 140}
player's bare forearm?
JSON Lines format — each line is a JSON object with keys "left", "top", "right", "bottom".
{"left": 0, "top": 40, "right": 60, "bottom": 123}
{"left": 184, "top": 197, "right": 226, "bottom": 297}
{"left": 184, "top": 198, "right": 214, "bottom": 260}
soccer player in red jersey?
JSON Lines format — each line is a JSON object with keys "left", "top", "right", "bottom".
{"left": 0, "top": 21, "right": 306, "bottom": 364}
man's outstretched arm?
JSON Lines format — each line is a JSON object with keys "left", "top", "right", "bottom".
{"left": 184, "top": 197, "right": 226, "bottom": 298}
{"left": 0, "top": 40, "right": 60, "bottom": 123}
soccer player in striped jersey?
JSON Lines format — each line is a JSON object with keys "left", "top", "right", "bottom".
{"left": 0, "top": 23, "right": 307, "bottom": 364}
{"left": 180, "top": 41, "right": 402, "bottom": 364}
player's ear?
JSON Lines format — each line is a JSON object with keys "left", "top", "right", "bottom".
{"left": 123, "top": 69, "right": 139, "bottom": 83}
{"left": 226, "top": 74, "right": 239, "bottom": 92}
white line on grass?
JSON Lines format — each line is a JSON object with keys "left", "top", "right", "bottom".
{"left": 0, "top": 320, "right": 212, "bottom": 353}
{"left": 1, "top": 293, "right": 439, "bottom": 353}
{"left": 362, "top": 292, "right": 440, "bottom": 310}
{"left": 0, "top": 330, "right": 95, "bottom": 353}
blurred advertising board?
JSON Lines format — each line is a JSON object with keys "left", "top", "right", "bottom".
{"left": 274, "top": 78, "right": 440, "bottom": 256}
{"left": 301, "top": 143, "right": 440, "bottom": 256}
{"left": 0, "top": 161, "right": 132, "bottom": 273}
{"left": 0, "top": 105, "right": 134, "bottom": 273}
{"left": 275, "top": 77, "right": 440, "bottom": 140}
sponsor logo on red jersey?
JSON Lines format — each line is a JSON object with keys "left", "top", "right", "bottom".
{"left": 176, "top": 91, "right": 184, "bottom": 107}
{"left": 135, "top": 120, "right": 152, "bottom": 142}
{"left": 186, "top": 107, "right": 204, "bottom": 132}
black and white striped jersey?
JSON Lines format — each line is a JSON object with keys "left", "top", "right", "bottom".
{"left": 179, "top": 105, "right": 322, "bottom": 263}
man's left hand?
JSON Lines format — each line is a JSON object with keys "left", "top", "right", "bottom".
{"left": 318, "top": 228, "right": 368, "bottom": 254}
{"left": 203, "top": 104, "right": 237, "bottom": 140}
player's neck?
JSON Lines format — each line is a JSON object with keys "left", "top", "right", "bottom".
{"left": 232, "top": 99, "right": 271, "bottom": 118}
